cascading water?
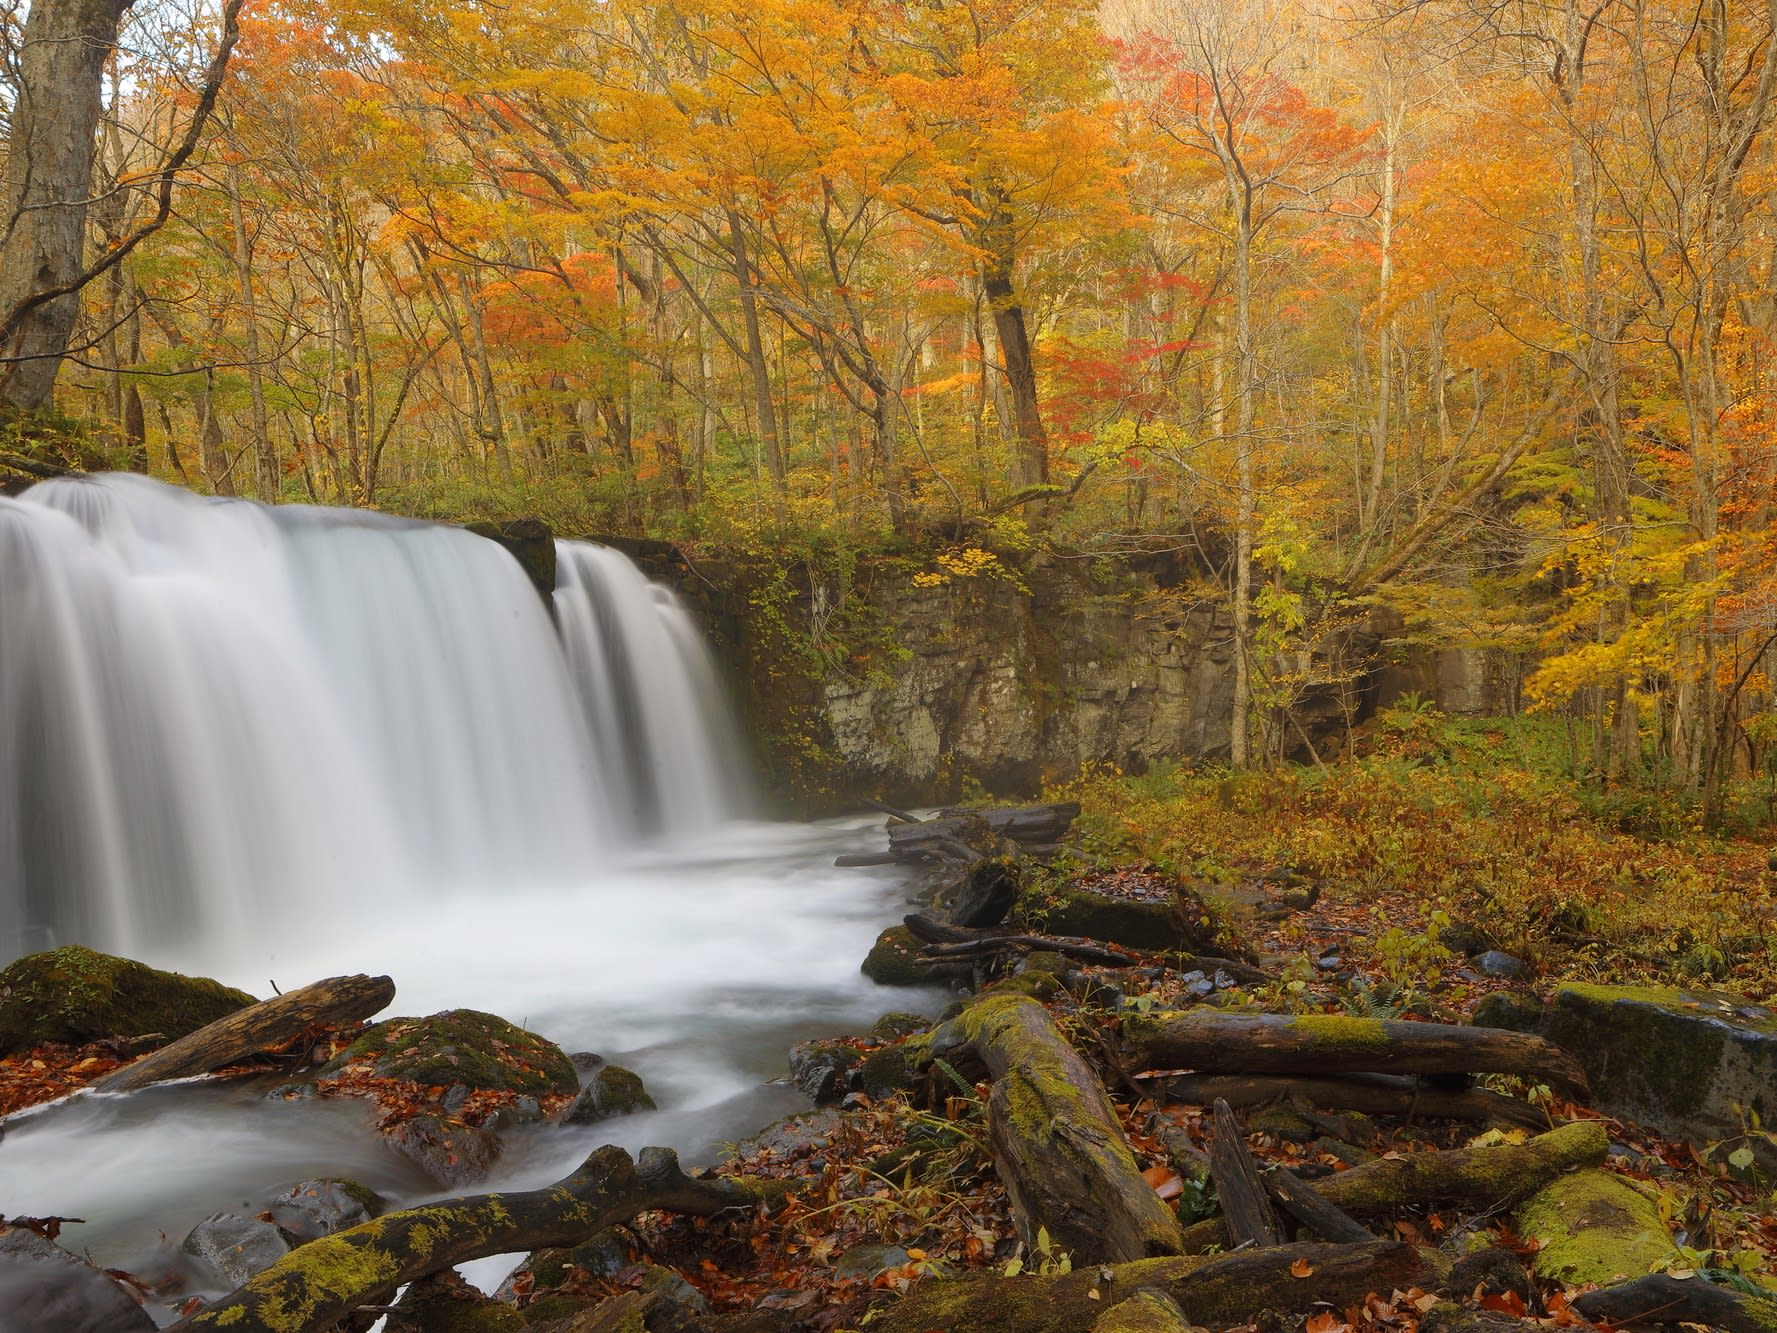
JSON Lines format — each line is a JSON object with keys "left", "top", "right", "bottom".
{"left": 0, "top": 475, "right": 928, "bottom": 1316}
{"left": 0, "top": 473, "right": 743, "bottom": 966}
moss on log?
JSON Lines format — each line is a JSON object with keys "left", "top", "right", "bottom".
{"left": 1571, "top": 1274, "right": 1777, "bottom": 1333}
{"left": 162, "top": 1146, "right": 786, "bottom": 1333}
{"left": 1516, "top": 1170, "right": 1672, "bottom": 1286}
{"left": 871, "top": 1241, "right": 1440, "bottom": 1333}
{"left": 1121, "top": 1011, "right": 1588, "bottom": 1099}
{"left": 931, "top": 994, "right": 1184, "bottom": 1264}
{"left": 1177, "top": 1121, "right": 1609, "bottom": 1253}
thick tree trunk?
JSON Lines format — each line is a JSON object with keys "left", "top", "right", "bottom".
{"left": 1121, "top": 1010, "right": 1589, "bottom": 1099}
{"left": 96, "top": 974, "right": 395, "bottom": 1093}
{"left": 163, "top": 1145, "right": 787, "bottom": 1333}
{"left": 0, "top": 0, "right": 134, "bottom": 413}
{"left": 929, "top": 994, "right": 1185, "bottom": 1263}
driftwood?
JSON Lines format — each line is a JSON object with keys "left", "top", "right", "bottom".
{"left": 871, "top": 1241, "right": 1442, "bottom": 1333}
{"left": 861, "top": 796, "right": 923, "bottom": 823}
{"left": 881, "top": 802, "right": 1081, "bottom": 865}
{"left": 1262, "top": 1164, "right": 1376, "bottom": 1243}
{"left": 1122, "top": 1010, "right": 1589, "bottom": 1099}
{"left": 904, "top": 913, "right": 1269, "bottom": 982}
{"left": 1176, "top": 1120, "right": 1609, "bottom": 1252}
{"left": 163, "top": 1145, "right": 786, "bottom": 1333}
{"left": 928, "top": 994, "right": 1184, "bottom": 1263}
{"left": 96, "top": 974, "right": 396, "bottom": 1094}
{"left": 1152, "top": 1072, "right": 1552, "bottom": 1131}
{"left": 1571, "top": 1273, "right": 1777, "bottom": 1333}
{"left": 1205, "top": 1099, "right": 1281, "bottom": 1246}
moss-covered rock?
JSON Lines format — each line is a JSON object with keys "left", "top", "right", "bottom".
{"left": 563, "top": 1065, "right": 656, "bottom": 1124}
{"left": 1542, "top": 983, "right": 1777, "bottom": 1171}
{"left": 788, "top": 1038, "right": 863, "bottom": 1104}
{"left": 0, "top": 946, "right": 255, "bottom": 1056}
{"left": 1516, "top": 1169, "right": 1672, "bottom": 1286}
{"left": 860, "top": 1044, "right": 914, "bottom": 1100}
{"left": 862, "top": 926, "right": 945, "bottom": 987}
{"left": 320, "top": 1009, "right": 578, "bottom": 1097}
{"left": 1471, "top": 990, "right": 1546, "bottom": 1033}
{"left": 1091, "top": 1288, "right": 1191, "bottom": 1333}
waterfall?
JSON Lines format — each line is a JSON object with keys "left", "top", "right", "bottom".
{"left": 0, "top": 474, "right": 747, "bottom": 967}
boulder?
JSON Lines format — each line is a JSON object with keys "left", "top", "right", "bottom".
{"left": 181, "top": 1213, "right": 291, "bottom": 1290}
{"left": 1516, "top": 1169, "right": 1671, "bottom": 1286}
{"left": 319, "top": 1009, "right": 578, "bottom": 1097}
{"left": 563, "top": 1064, "right": 657, "bottom": 1124}
{"left": 267, "top": 1178, "right": 384, "bottom": 1242}
{"left": 0, "top": 1227, "right": 154, "bottom": 1333}
{"left": 1542, "top": 983, "right": 1777, "bottom": 1170}
{"left": 385, "top": 1113, "right": 502, "bottom": 1188}
{"left": 862, "top": 925, "right": 945, "bottom": 987}
{"left": 788, "top": 1038, "right": 862, "bottom": 1104}
{"left": 1029, "top": 879, "right": 1233, "bottom": 956}
{"left": 0, "top": 946, "right": 254, "bottom": 1056}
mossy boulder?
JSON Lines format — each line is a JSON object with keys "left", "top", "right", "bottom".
{"left": 563, "top": 1064, "right": 656, "bottom": 1124}
{"left": 320, "top": 1009, "right": 578, "bottom": 1097}
{"left": 1516, "top": 1169, "right": 1672, "bottom": 1286}
{"left": 1542, "top": 983, "right": 1777, "bottom": 1171}
{"left": 863, "top": 925, "right": 945, "bottom": 987}
{"left": 0, "top": 946, "right": 254, "bottom": 1056}
{"left": 1471, "top": 990, "right": 1546, "bottom": 1033}
{"left": 789, "top": 1038, "right": 863, "bottom": 1104}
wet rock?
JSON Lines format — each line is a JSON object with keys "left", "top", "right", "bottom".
{"left": 869, "top": 1012, "right": 930, "bottom": 1042}
{"left": 0, "top": 1226, "right": 155, "bottom": 1333}
{"left": 0, "top": 945, "right": 254, "bottom": 1056}
{"left": 320, "top": 1009, "right": 578, "bottom": 1097}
{"left": 181, "top": 1214, "right": 291, "bottom": 1290}
{"left": 1473, "top": 951, "right": 1526, "bottom": 979}
{"left": 860, "top": 1044, "right": 914, "bottom": 1100}
{"left": 564, "top": 1064, "right": 656, "bottom": 1124}
{"left": 268, "top": 1178, "right": 383, "bottom": 1242}
{"left": 1472, "top": 990, "right": 1545, "bottom": 1033}
{"left": 789, "top": 1038, "right": 862, "bottom": 1104}
{"left": 1542, "top": 983, "right": 1777, "bottom": 1170}
{"left": 386, "top": 1114, "right": 501, "bottom": 1188}
{"left": 862, "top": 925, "right": 944, "bottom": 987}
{"left": 737, "top": 1108, "right": 846, "bottom": 1159}
{"left": 497, "top": 1229, "right": 632, "bottom": 1299}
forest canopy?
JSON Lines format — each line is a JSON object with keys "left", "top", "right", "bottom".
{"left": 3, "top": 0, "right": 1777, "bottom": 793}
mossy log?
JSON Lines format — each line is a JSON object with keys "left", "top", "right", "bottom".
{"left": 929, "top": 994, "right": 1184, "bottom": 1263}
{"left": 1516, "top": 1169, "right": 1671, "bottom": 1286}
{"left": 1152, "top": 1072, "right": 1550, "bottom": 1130}
{"left": 1121, "top": 1011, "right": 1588, "bottom": 1099}
{"left": 1176, "top": 1121, "right": 1609, "bottom": 1253}
{"left": 1090, "top": 1289, "right": 1190, "bottom": 1333}
{"left": 96, "top": 974, "right": 395, "bottom": 1093}
{"left": 871, "top": 1241, "right": 1441, "bottom": 1333}
{"left": 162, "top": 1145, "right": 786, "bottom": 1333}
{"left": 1571, "top": 1273, "right": 1777, "bottom": 1333}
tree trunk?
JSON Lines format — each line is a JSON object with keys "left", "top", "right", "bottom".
{"left": 0, "top": 0, "right": 135, "bottom": 414}
{"left": 727, "top": 209, "right": 783, "bottom": 485}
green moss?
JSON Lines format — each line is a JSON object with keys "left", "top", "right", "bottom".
{"left": 863, "top": 926, "right": 944, "bottom": 987}
{"left": 320, "top": 1010, "right": 577, "bottom": 1096}
{"left": 1089, "top": 1288, "right": 1190, "bottom": 1333}
{"left": 0, "top": 946, "right": 255, "bottom": 1056}
{"left": 1282, "top": 1013, "right": 1391, "bottom": 1052}
{"left": 1517, "top": 1169, "right": 1672, "bottom": 1286}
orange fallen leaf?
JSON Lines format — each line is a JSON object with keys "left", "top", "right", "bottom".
{"left": 1141, "top": 1165, "right": 1185, "bottom": 1200}
{"left": 1291, "top": 1258, "right": 1315, "bottom": 1277}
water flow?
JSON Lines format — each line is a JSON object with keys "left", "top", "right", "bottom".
{"left": 0, "top": 475, "right": 742, "bottom": 966}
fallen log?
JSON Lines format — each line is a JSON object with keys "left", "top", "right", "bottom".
{"left": 835, "top": 851, "right": 900, "bottom": 867}
{"left": 1205, "top": 1098, "right": 1281, "bottom": 1247}
{"left": 1571, "top": 1272, "right": 1777, "bottom": 1333}
{"left": 1176, "top": 1120, "right": 1609, "bottom": 1253}
{"left": 929, "top": 994, "right": 1184, "bottom": 1263}
{"left": 870, "top": 1240, "right": 1442, "bottom": 1333}
{"left": 163, "top": 1145, "right": 786, "bottom": 1333}
{"left": 95, "top": 974, "right": 396, "bottom": 1094}
{"left": 863, "top": 796, "right": 924, "bottom": 823}
{"left": 1121, "top": 1010, "right": 1589, "bottom": 1099}
{"left": 904, "top": 913, "right": 1269, "bottom": 982}
{"left": 886, "top": 803, "right": 1081, "bottom": 863}
{"left": 1263, "top": 1164, "right": 1375, "bottom": 1244}
{"left": 1151, "top": 1072, "right": 1551, "bottom": 1131}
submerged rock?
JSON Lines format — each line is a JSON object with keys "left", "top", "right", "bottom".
{"left": 0, "top": 946, "right": 254, "bottom": 1056}
{"left": 319, "top": 1009, "right": 578, "bottom": 1097}
{"left": 1542, "top": 982, "right": 1777, "bottom": 1170}
{"left": 0, "top": 1227, "right": 155, "bottom": 1333}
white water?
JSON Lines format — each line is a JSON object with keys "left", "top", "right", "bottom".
{"left": 0, "top": 476, "right": 934, "bottom": 1321}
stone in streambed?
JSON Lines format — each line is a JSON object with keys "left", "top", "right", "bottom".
{"left": 319, "top": 1008, "right": 578, "bottom": 1097}
{"left": 0, "top": 945, "right": 254, "bottom": 1056}
{"left": 563, "top": 1064, "right": 656, "bottom": 1124}
{"left": 789, "top": 1038, "right": 862, "bottom": 1104}
{"left": 387, "top": 1114, "right": 502, "bottom": 1189}
{"left": 268, "top": 1178, "right": 384, "bottom": 1242}
{"left": 0, "top": 1227, "right": 155, "bottom": 1333}
{"left": 862, "top": 925, "right": 944, "bottom": 986}
{"left": 181, "top": 1213, "right": 292, "bottom": 1290}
